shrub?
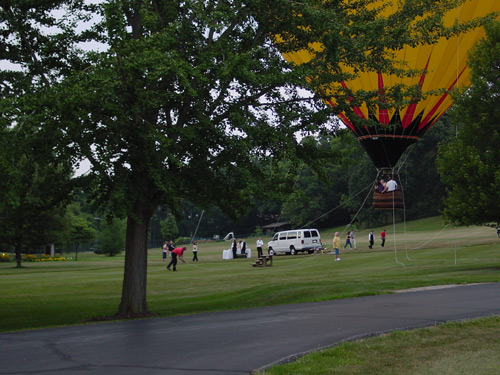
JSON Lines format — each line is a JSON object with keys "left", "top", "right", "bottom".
{"left": 99, "top": 218, "right": 126, "bottom": 256}
{"left": 174, "top": 237, "right": 191, "bottom": 245}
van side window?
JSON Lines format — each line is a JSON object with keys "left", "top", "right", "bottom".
{"left": 311, "top": 230, "right": 319, "bottom": 237}
{"left": 287, "top": 232, "right": 297, "bottom": 240}
{"left": 272, "top": 233, "right": 278, "bottom": 241}
{"left": 279, "top": 232, "right": 287, "bottom": 240}
{"left": 304, "top": 231, "right": 311, "bottom": 238}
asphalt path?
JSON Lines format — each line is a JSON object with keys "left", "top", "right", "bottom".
{"left": 1, "top": 282, "right": 499, "bottom": 375}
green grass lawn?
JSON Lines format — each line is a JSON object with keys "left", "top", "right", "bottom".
{"left": 1, "top": 216, "right": 499, "bottom": 333}
{"left": 256, "top": 316, "right": 500, "bottom": 375}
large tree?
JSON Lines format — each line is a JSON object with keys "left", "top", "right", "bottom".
{"left": 437, "top": 21, "right": 500, "bottom": 226}
{"left": 0, "top": 1, "right": 94, "bottom": 266}
{"left": 0, "top": 137, "right": 73, "bottom": 267}
{"left": 3, "top": 0, "right": 476, "bottom": 316}
{"left": 53, "top": 0, "right": 339, "bottom": 317}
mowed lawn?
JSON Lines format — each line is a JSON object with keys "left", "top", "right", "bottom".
{"left": 257, "top": 316, "right": 500, "bottom": 375}
{"left": 1, "top": 216, "right": 499, "bottom": 333}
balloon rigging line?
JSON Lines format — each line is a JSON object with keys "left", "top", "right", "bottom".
{"left": 398, "top": 171, "right": 412, "bottom": 261}
{"left": 395, "top": 145, "right": 414, "bottom": 175}
{"left": 391, "top": 183, "right": 406, "bottom": 268}
{"left": 340, "top": 176, "right": 376, "bottom": 236}
{"left": 392, "top": 165, "right": 413, "bottom": 261}
{"left": 299, "top": 179, "right": 375, "bottom": 229}
{"left": 389, "top": 167, "right": 454, "bottom": 266}
{"left": 190, "top": 209, "right": 205, "bottom": 244}
{"left": 410, "top": 224, "right": 450, "bottom": 250}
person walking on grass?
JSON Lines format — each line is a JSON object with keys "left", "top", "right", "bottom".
{"left": 167, "top": 246, "right": 187, "bottom": 271}
{"left": 381, "top": 230, "right": 386, "bottom": 247}
{"left": 344, "top": 231, "right": 352, "bottom": 249}
{"left": 192, "top": 241, "right": 199, "bottom": 262}
{"left": 162, "top": 241, "right": 168, "bottom": 262}
{"left": 167, "top": 240, "right": 175, "bottom": 259}
{"left": 333, "top": 232, "right": 341, "bottom": 261}
{"left": 368, "top": 230, "right": 374, "bottom": 249}
{"left": 351, "top": 230, "right": 357, "bottom": 249}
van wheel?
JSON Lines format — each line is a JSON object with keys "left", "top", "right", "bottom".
{"left": 290, "top": 247, "right": 296, "bottom": 255}
{"left": 268, "top": 248, "right": 275, "bottom": 256}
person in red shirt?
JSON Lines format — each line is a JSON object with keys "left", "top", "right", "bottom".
{"left": 167, "top": 246, "right": 187, "bottom": 271}
{"left": 380, "top": 230, "right": 386, "bottom": 247}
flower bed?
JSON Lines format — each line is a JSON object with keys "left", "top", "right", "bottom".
{"left": 21, "top": 254, "right": 67, "bottom": 262}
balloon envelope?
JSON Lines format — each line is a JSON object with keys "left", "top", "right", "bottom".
{"left": 282, "top": 0, "right": 500, "bottom": 169}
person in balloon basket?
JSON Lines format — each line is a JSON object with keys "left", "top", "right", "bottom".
{"left": 167, "top": 246, "right": 187, "bottom": 271}
{"left": 380, "top": 230, "right": 386, "bottom": 247}
{"left": 333, "top": 232, "right": 341, "bottom": 261}
{"left": 375, "top": 179, "right": 386, "bottom": 193}
{"left": 383, "top": 177, "right": 398, "bottom": 193}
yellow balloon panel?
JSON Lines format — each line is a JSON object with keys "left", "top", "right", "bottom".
{"left": 283, "top": 0, "right": 500, "bottom": 130}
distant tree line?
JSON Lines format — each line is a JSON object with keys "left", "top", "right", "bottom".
{"left": 151, "top": 118, "right": 456, "bottom": 242}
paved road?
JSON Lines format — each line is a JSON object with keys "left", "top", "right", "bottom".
{"left": 1, "top": 283, "right": 499, "bottom": 375}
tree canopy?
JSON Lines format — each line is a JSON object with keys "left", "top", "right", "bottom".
{"left": 437, "top": 20, "right": 500, "bottom": 226}
{"left": 0, "top": 0, "right": 93, "bottom": 266}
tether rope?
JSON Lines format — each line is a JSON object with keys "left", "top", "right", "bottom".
{"left": 190, "top": 210, "right": 205, "bottom": 244}
{"left": 339, "top": 176, "right": 377, "bottom": 237}
{"left": 391, "top": 175, "right": 406, "bottom": 268}
{"left": 300, "top": 178, "right": 376, "bottom": 229}
{"left": 410, "top": 224, "right": 450, "bottom": 250}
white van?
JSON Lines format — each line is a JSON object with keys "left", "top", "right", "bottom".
{"left": 267, "top": 229, "right": 322, "bottom": 255}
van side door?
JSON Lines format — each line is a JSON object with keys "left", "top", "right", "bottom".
{"left": 277, "top": 231, "right": 288, "bottom": 252}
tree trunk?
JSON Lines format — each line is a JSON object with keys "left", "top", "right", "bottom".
{"left": 15, "top": 241, "right": 22, "bottom": 268}
{"left": 117, "top": 203, "right": 154, "bottom": 317}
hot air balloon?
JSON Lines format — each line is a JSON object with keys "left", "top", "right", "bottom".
{"left": 281, "top": 0, "right": 500, "bottom": 209}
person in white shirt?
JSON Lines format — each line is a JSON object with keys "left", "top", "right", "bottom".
{"left": 350, "top": 230, "right": 357, "bottom": 249}
{"left": 256, "top": 237, "right": 264, "bottom": 258}
{"left": 192, "top": 241, "right": 198, "bottom": 262}
{"left": 384, "top": 177, "right": 398, "bottom": 192}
